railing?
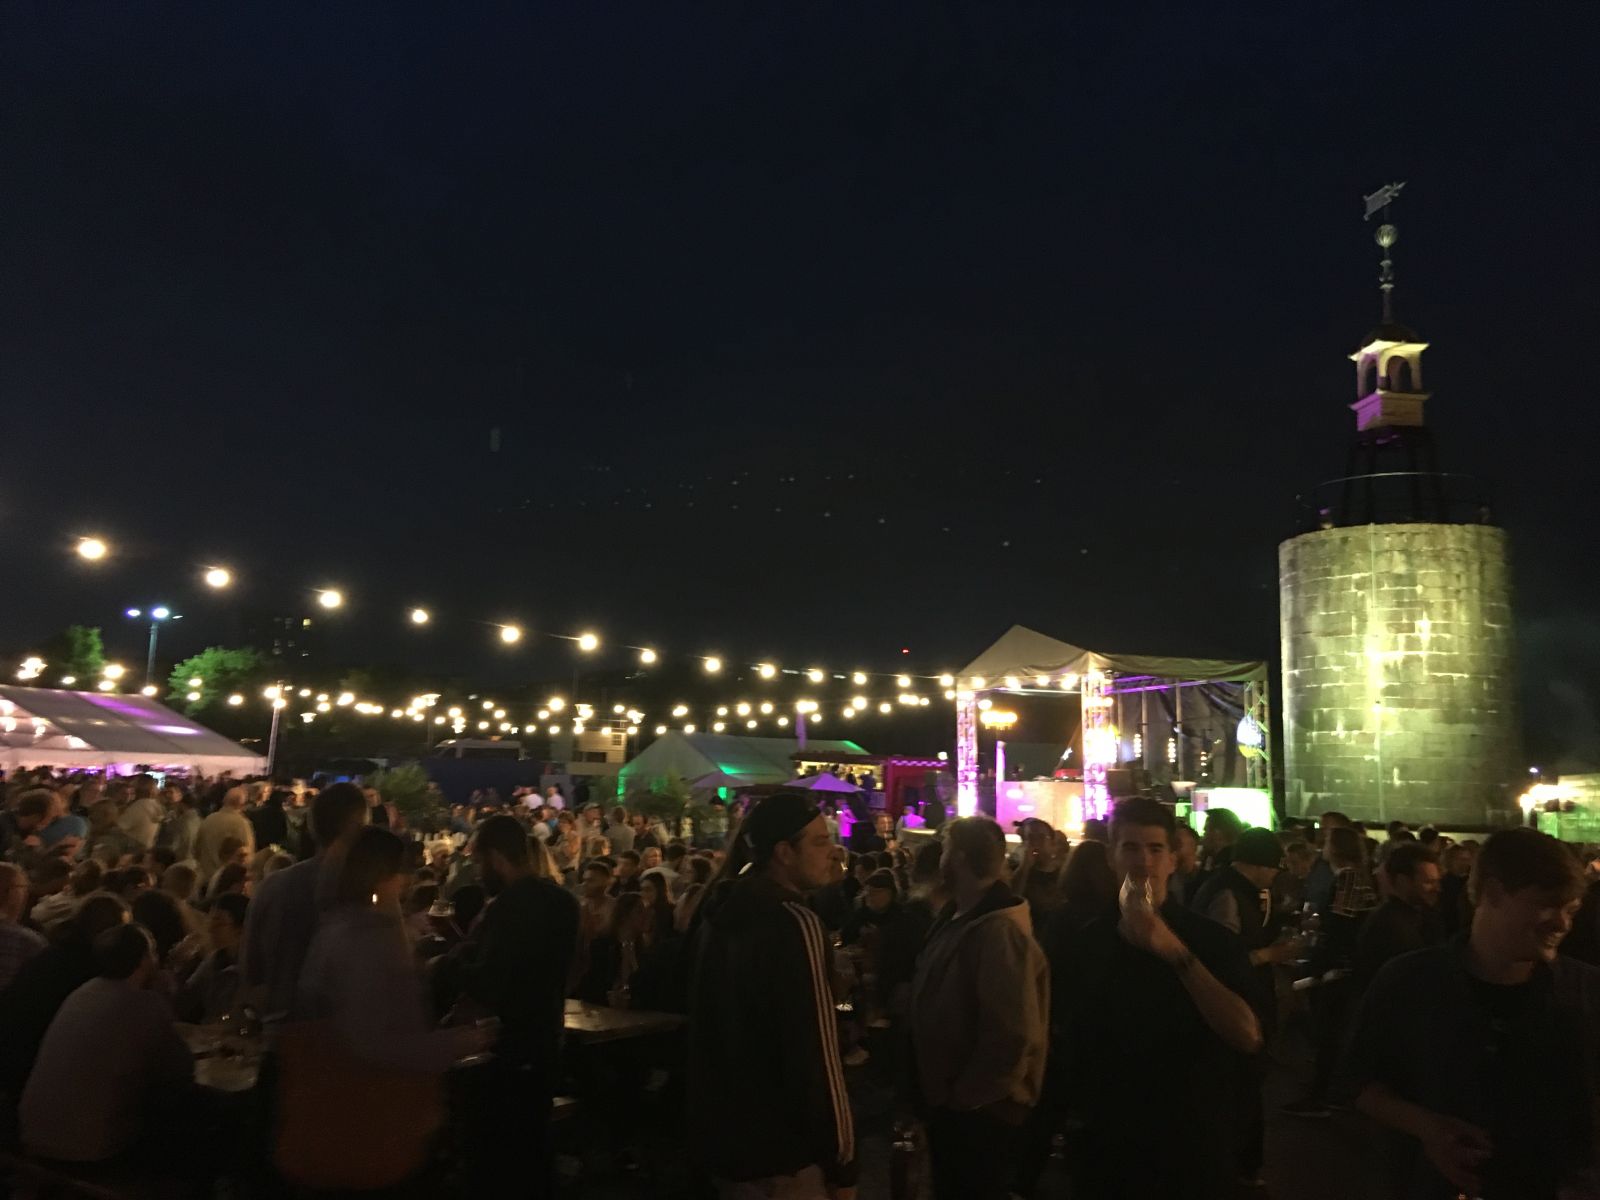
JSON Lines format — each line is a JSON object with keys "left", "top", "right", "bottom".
{"left": 1293, "top": 471, "right": 1495, "bottom": 532}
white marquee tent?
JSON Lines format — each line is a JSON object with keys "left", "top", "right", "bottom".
{"left": 0, "top": 686, "right": 266, "bottom": 774}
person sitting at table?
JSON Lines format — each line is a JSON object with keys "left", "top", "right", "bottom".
{"left": 0, "top": 892, "right": 130, "bottom": 1101}
{"left": 29, "top": 860, "right": 101, "bottom": 931}
{"left": 19, "top": 922, "right": 194, "bottom": 1167}
{"left": 176, "top": 892, "right": 248, "bottom": 1025}
{"left": 294, "top": 827, "right": 485, "bottom": 1073}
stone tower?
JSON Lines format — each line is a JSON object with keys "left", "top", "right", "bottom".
{"left": 1278, "top": 187, "right": 1519, "bottom": 827}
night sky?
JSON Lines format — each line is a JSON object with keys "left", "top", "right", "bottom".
{"left": 3, "top": 5, "right": 1597, "bottom": 762}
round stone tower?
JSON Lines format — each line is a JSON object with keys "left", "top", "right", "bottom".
{"left": 1278, "top": 187, "right": 1519, "bottom": 827}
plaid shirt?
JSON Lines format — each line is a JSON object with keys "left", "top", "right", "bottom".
{"left": 1330, "top": 866, "right": 1379, "bottom": 917}
{"left": 0, "top": 920, "right": 47, "bottom": 993}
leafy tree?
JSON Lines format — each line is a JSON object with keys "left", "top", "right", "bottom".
{"left": 633, "top": 773, "right": 691, "bottom": 834}
{"left": 166, "top": 646, "right": 268, "bottom": 713}
{"left": 367, "top": 763, "right": 443, "bottom": 827}
{"left": 36, "top": 625, "right": 105, "bottom": 683}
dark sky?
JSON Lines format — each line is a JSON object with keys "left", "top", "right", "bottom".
{"left": 3, "top": 4, "right": 1597, "bottom": 757}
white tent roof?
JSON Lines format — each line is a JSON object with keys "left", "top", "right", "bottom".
{"left": 960, "top": 624, "right": 1266, "bottom": 684}
{"left": 0, "top": 686, "right": 266, "bottom": 773}
{"left": 620, "top": 733, "right": 869, "bottom": 791}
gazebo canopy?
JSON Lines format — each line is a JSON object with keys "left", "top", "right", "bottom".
{"left": 620, "top": 732, "right": 869, "bottom": 793}
{"left": 959, "top": 624, "right": 1266, "bottom": 684}
{"left": 0, "top": 686, "right": 266, "bottom": 773}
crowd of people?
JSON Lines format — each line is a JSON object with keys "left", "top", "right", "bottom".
{"left": 1, "top": 763, "right": 1598, "bottom": 1199}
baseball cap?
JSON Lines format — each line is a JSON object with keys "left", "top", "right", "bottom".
{"left": 740, "top": 791, "right": 822, "bottom": 858}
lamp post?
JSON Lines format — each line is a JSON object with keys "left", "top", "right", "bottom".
{"left": 125, "top": 606, "right": 182, "bottom": 686}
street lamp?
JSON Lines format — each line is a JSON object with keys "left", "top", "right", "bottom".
{"left": 125, "top": 606, "right": 182, "bottom": 685}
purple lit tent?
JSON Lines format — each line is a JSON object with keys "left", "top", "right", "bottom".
{"left": 0, "top": 686, "right": 266, "bottom": 774}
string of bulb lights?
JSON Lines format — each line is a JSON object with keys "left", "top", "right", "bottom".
{"left": 31, "top": 532, "right": 1089, "bottom": 739}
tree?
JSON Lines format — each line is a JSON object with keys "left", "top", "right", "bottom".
{"left": 36, "top": 625, "right": 105, "bottom": 683}
{"left": 166, "top": 646, "right": 268, "bottom": 713}
{"left": 367, "top": 763, "right": 443, "bottom": 828}
{"left": 633, "top": 773, "right": 692, "bottom": 835}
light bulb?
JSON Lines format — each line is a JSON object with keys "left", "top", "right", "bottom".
{"left": 577, "top": 632, "right": 600, "bottom": 653}
{"left": 703, "top": 657, "right": 722, "bottom": 673}
{"left": 76, "top": 536, "right": 109, "bottom": 561}
{"left": 204, "top": 567, "right": 232, "bottom": 589}
{"left": 499, "top": 624, "right": 522, "bottom": 645}
{"left": 639, "top": 648, "right": 658, "bottom": 665}
{"left": 758, "top": 663, "right": 777, "bottom": 679}
{"left": 317, "top": 589, "right": 343, "bottom": 609}
{"left": 409, "top": 607, "right": 430, "bottom": 625}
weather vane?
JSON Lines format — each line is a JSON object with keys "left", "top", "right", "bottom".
{"left": 1363, "top": 181, "right": 1406, "bottom": 323}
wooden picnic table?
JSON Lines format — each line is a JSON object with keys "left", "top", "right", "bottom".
{"left": 563, "top": 998, "right": 685, "bottom": 1044}
{"left": 175, "top": 1021, "right": 262, "bottom": 1093}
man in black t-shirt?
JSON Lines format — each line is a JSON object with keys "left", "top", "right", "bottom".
{"left": 1053, "top": 797, "right": 1262, "bottom": 1200}
{"left": 1344, "top": 828, "right": 1600, "bottom": 1200}
{"left": 1354, "top": 841, "right": 1444, "bottom": 989}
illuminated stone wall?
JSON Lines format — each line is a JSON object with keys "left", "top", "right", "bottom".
{"left": 1279, "top": 523, "right": 1519, "bottom": 827}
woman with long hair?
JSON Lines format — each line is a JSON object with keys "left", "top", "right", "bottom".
{"left": 294, "top": 827, "right": 486, "bottom": 1072}
{"left": 638, "top": 871, "right": 676, "bottom": 946}
{"left": 1057, "top": 840, "right": 1119, "bottom": 931}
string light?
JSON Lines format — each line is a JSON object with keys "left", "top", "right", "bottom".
{"left": 758, "top": 663, "right": 777, "bottom": 679}
{"left": 897, "top": 675, "right": 912, "bottom": 688}
{"left": 409, "top": 608, "right": 430, "bottom": 625}
{"left": 577, "top": 632, "right": 600, "bottom": 653}
{"left": 548, "top": 698, "right": 566, "bottom": 712}
{"left": 499, "top": 624, "right": 522, "bottom": 645}
{"left": 703, "top": 657, "right": 722, "bottom": 673}
{"left": 938, "top": 674, "right": 955, "bottom": 687}
{"left": 202, "top": 567, "right": 232, "bottom": 589}
{"left": 227, "top": 694, "right": 244, "bottom": 706}
{"left": 655, "top": 725, "right": 667, "bottom": 735}
{"left": 76, "top": 537, "right": 109, "bottom": 561}
{"left": 851, "top": 671, "right": 868, "bottom": 686}
{"left": 760, "top": 702, "right": 774, "bottom": 714}
{"left": 102, "top": 663, "right": 125, "bottom": 680}
{"left": 140, "top": 685, "right": 157, "bottom": 696}
{"left": 806, "top": 669, "right": 825, "bottom": 683}
{"left": 639, "top": 648, "right": 658, "bottom": 665}
{"left": 317, "top": 589, "right": 343, "bottom": 610}
{"left": 97, "top": 680, "right": 115, "bottom": 692}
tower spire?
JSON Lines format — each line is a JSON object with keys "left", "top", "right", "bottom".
{"left": 1363, "top": 181, "right": 1406, "bottom": 323}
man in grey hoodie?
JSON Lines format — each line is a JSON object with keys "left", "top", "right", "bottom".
{"left": 910, "top": 816, "right": 1049, "bottom": 1200}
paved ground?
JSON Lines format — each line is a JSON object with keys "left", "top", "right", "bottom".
{"left": 563, "top": 1012, "right": 1387, "bottom": 1199}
